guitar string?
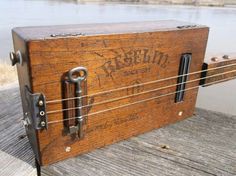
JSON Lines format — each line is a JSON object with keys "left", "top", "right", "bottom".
{"left": 47, "top": 75, "right": 236, "bottom": 124}
{"left": 46, "top": 62, "right": 236, "bottom": 104}
{"left": 46, "top": 69, "right": 236, "bottom": 114}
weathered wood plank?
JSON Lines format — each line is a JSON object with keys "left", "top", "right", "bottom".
{"left": 0, "top": 88, "right": 36, "bottom": 176}
{"left": 0, "top": 87, "right": 235, "bottom": 176}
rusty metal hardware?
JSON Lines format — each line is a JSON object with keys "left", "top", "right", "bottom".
{"left": 67, "top": 67, "right": 88, "bottom": 139}
{"left": 24, "top": 86, "right": 48, "bottom": 130}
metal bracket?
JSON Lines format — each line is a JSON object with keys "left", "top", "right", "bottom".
{"left": 24, "top": 86, "right": 48, "bottom": 130}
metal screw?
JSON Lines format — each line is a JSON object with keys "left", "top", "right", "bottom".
{"left": 38, "top": 100, "right": 44, "bottom": 106}
{"left": 22, "top": 119, "right": 29, "bottom": 127}
{"left": 178, "top": 111, "right": 183, "bottom": 116}
{"left": 211, "top": 57, "right": 219, "bottom": 62}
{"left": 41, "top": 121, "right": 46, "bottom": 127}
{"left": 39, "top": 111, "right": 45, "bottom": 116}
{"left": 222, "top": 55, "right": 230, "bottom": 59}
{"left": 65, "top": 147, "right": 71, "bottom": 152}
{"left": 22, "top": 116, "right": 30, "bottom": 127}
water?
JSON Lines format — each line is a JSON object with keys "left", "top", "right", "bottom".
{"left": 0, "top": 0, "right": 236, "bottom": 114}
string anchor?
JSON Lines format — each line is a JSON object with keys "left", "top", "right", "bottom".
{"left": 68, "top": 66, "right": 88, "bottom": 139}
{"left": 24, "top": 86, "right": 48, "bottom": 130}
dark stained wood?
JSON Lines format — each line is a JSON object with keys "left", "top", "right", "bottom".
{"left": 12, "top": 30, "right": 41, "bottom": 163}
{"left": 0, "top": 88, "right": 236, "bottom": 176}
{"left": 63, "top": 80, "right": 76, "bottom": 129}
{"left": 12, "top": 20, "right": 209, "bottom": 165}
{"left": 203, "top": 55, "right": 236, "bottom": 86}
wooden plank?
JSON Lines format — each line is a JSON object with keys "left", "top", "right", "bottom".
{"left": 0, "top": 88, "right": 36, "bottom": 176}
{"left": 0, "top": 87, "right": 235, "bottom": 176}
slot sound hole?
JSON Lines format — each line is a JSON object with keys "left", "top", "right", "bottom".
{"left": 175, "top": 53, "right": 191, "bottom": 103}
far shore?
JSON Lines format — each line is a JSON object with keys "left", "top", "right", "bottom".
{"left": 71, "top": 0, "right": 236, "bottom": 7}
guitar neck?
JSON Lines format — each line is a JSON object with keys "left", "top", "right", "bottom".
{"left": 201, "top": 55, "right": 236, "bottom": 86}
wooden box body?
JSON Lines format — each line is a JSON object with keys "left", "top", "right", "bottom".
{"left": 12, "top": 21, "right": 209, "bottom": 165}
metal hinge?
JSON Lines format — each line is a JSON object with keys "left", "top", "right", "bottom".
{"left": 24, "top": 86, "right": 48, "bottom": 130}
{"left": 50, "top": 33, "right": 86, "bottom": 38}
{"left": 177, "top": 25, "right": 197, "bottom": 29}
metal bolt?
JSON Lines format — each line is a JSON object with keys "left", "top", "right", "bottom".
{"left": 211, "top": 57, "right": 219, "bottom": 62}
{"left": 65, "top": 147, "right": 71, "bottom": 152}
{"left": 39, "top": 111, "right": 45, "bottom": 116}
{"left": 22, "top": 119, "right": 29, "bottom": 127}
{"left": 41, "top": 121, "right": 46, "bottom": 127}
{"left": 9, "top": 51, "right": 22, "bottom": 66}
{"left": 222, "top": 55, "right": 230, "bottom": 60}
{"left": 178, "top": 111, "right": 183, "bottom": 116}
{"left": 22, "top": 117, "right": 30, "bottom": 127}
{"left": 38, "top": 100, "right": 44, "bottom": 106}
{"left": 9, "top": 52, "right": 17, "bottom": 66}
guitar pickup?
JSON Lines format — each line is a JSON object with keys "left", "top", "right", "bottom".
{"left": 175, "top": 53, "right": 191, "bottom": 103}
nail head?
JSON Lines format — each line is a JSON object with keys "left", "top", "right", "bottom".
{"left": 211, "top": 57, "right": 219, "bottom": 62}
{"left": 41, "top": 121, "right": 46, "bottom": 127}
{"left": 222, "top": 55, "right": 230, "bottom": 59}
{"left": 178, "top": 111, "right": 183, "bottom": 116}
{"left": 65, "top": 146, "right": 71, "bottom": 152}
{"left": 38, "top": 100, "right": 44, "bottom": 106}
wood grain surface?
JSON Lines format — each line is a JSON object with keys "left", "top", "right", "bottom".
{"left": 203, "top": 55, "right": 236, "bottom": 86}
{"left": 12, "top": 21, "right": 209, "bottom": 165}
{"left": 0, "top": 88, "right": 236, "bottom": 176}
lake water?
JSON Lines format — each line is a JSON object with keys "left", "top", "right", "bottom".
{"left": 0, "top": 0, "right": 236, "bottom": 114}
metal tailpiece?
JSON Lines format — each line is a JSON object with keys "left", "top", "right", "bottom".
{"left": 24, "top": 86, "right": 48, "bottom": 130}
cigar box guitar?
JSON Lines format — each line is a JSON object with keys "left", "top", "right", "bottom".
{"left": 10, "top": 21, "right": 236, "bottom": 173}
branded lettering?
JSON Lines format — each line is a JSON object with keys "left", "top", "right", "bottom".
{"left": 99, "top": 48, "right": 169, "bottom": 77}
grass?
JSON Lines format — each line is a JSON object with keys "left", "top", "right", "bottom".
{"left": 0, "top": 62, "right": 17, "bottom": 86}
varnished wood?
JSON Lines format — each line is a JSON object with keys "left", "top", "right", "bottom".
{"left": 203, "top": 55, "right": 236, "bottom": 86}
{"left": 12, "top": 20, "right": 210, "bottom": 165}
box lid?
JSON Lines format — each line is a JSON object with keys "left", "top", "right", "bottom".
{"left": 12, "top": 20, "right": 207, "bottom": 41}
